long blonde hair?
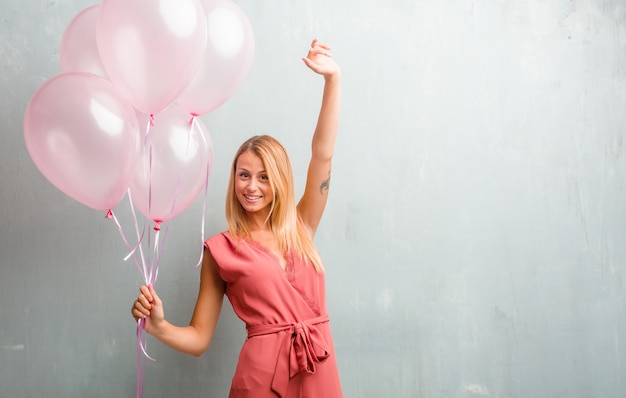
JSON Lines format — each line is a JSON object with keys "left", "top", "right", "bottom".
{"left": 225, "top": 135, "right": 323, "bottom": 272}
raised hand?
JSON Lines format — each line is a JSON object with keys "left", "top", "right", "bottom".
{"left": 302, "top": 39, "right": 341, "bottom": 79}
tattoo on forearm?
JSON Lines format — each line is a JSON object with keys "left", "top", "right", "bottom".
{"left": 319, "top": 173, "right": 331, "bottom": 195}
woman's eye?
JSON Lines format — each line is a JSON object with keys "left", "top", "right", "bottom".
{"left": 239, "top": 172, "right": 249, "bottom": 178}
{"left": 259, "top": 175, "right": 269, "bottom": 181}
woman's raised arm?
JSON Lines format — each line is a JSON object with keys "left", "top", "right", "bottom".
{"left": 297, "top": 39, "right": 341, "bottom": 239}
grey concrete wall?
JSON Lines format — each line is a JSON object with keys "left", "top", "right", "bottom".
{"left": 1, "top": 0, "right": 625, "bottom": 397}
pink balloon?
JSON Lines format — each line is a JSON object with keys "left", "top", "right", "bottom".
{"left": 96, "top": 0, "right": 208, "bottom": 115}
{"left": 130, "top": 104, "right": 213, "bottom": 223}
{"left": 60, "top": 5, "right": 108, "bottom": 78}
{"left": 24, "top": 73, "right": 141, "bottom": 210}
{"left": 177, "top": 0, "right": 254, "bottom": 116}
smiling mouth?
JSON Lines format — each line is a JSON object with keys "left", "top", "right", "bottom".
{"left": 244, "top": 194, "right": 262, "bottom": 201}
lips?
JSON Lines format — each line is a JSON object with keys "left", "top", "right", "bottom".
{"left": 243, "top": 194, "right": 262, "bottom": 201}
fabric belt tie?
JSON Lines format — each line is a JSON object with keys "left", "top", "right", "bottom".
{"left": 246, "top": 314, "right": 330, "bottom": 398}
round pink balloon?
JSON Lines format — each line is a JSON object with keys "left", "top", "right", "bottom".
{"left": 96, "top": 0, "right": 208, "bottom": 115}
{"left": 24, "top": 72, "right": 141, "bottom": 210}
{"left": 177, "top": 0, "right": 254, "bottom": 116}
{"left": 130, "top": 104, "right": 213, "bottom": 223}
{"left": 60, "top": 5, "right": 108, "bottom": 78}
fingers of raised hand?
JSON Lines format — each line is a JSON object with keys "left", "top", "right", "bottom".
{"left": 308, "top": 47, "right": 331, "bottom": 60}
{"left": 310, "top": 38, "right": 330, "bottom": 49}
{"left": 307, "top": 38, "right": 331, "bottom": 57}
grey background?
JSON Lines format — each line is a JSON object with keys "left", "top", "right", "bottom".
{"left": 2, "top": 0, "right": 626, "bottom": 397}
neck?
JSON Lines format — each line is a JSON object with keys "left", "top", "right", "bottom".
{"left": 246, "top": 211, "right": 271, "bottom": 233}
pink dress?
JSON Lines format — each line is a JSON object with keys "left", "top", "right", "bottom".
{"left": 204, "top": 232, "right": 343, "bottom": 398}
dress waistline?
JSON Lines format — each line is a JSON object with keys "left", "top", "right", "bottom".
{"left": 246, "top": 314, "right": 330, "bottom": 398}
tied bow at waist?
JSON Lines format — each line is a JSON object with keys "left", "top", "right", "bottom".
{"left": 246, "top": 314, "right": 331, "bottom": 398}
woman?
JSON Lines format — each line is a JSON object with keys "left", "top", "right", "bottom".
{"left": 131, "top": 38, "right": 342, "bottom": 398}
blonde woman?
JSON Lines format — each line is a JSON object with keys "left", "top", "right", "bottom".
{"left": 132, "top": 39, "right": 342, "bottom": 398}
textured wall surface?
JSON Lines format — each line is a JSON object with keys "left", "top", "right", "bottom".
{"left": 1, "top": 1, "right": 626, "bottom": 397}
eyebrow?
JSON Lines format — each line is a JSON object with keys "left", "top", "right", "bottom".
{"left": 236, "top": 167, "right": 267, "bottom": 173}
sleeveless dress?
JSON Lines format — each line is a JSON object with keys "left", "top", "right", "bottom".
{"left": 204, "top": 232, "right": 343, "bottom": 398}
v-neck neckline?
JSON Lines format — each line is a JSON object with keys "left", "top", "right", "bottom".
{"left": 243, "top": 236, "right": 290, "bottom": 272}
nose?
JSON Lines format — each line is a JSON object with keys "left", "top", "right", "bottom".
{"left": 246, "top": 178, "right": 258, "bottom": 191}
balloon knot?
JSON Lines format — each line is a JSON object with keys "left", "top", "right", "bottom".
{"left": 188, "top": 113, "right": 198, "bottom": 125}
{"left": 150, "top": 114, "right": 155, "bottom": 126}
{"left": 105, "top": 209, "right": 113, "bottom": 219}
{"left": 153, "top": 220, "right": 162, "bottom": 231}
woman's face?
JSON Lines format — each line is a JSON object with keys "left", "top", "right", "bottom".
{"left": 234, "top": 151, "right": 274, "bottom": 217}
